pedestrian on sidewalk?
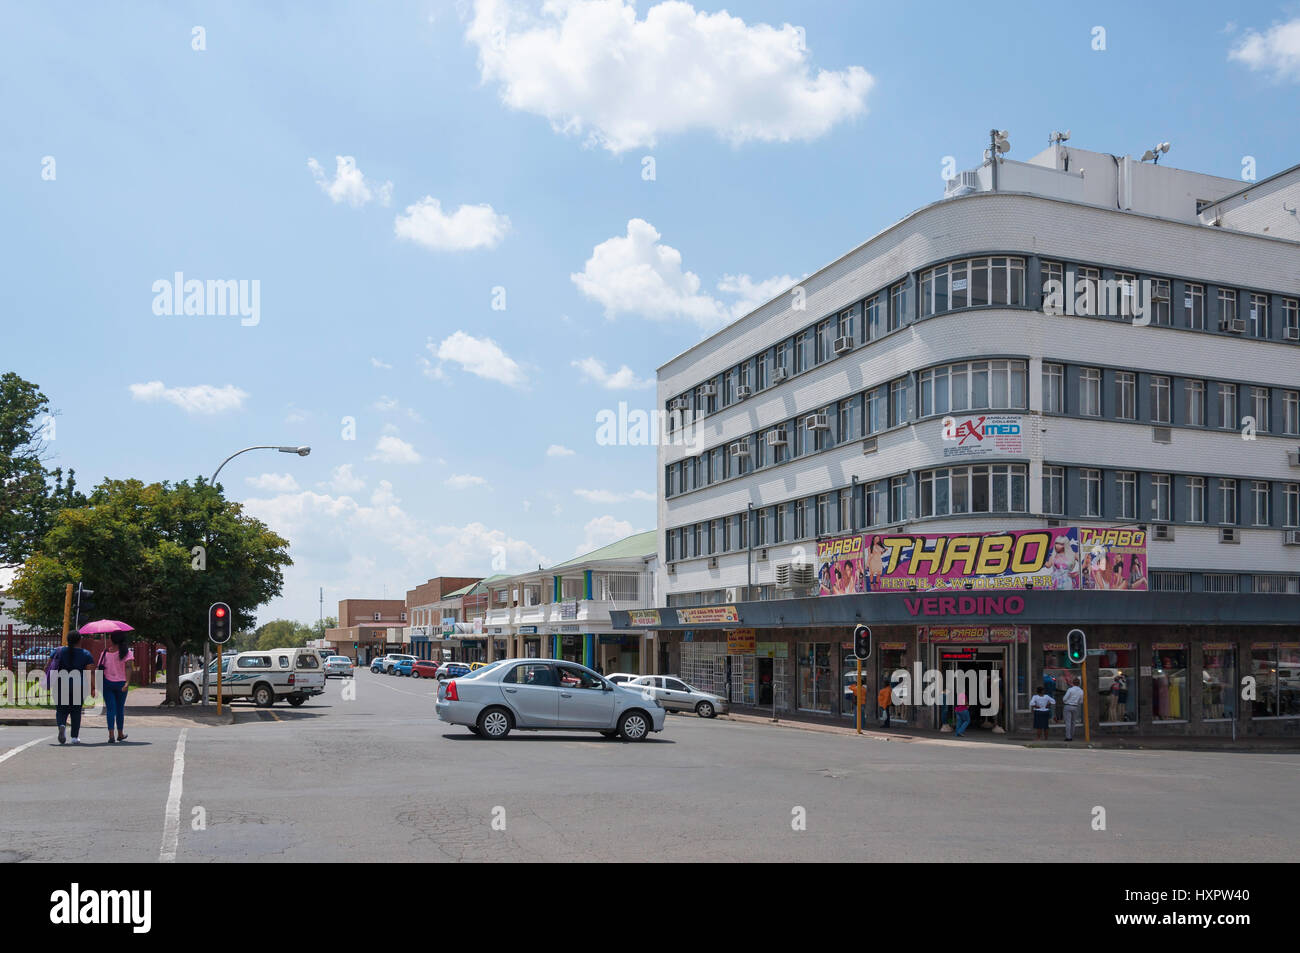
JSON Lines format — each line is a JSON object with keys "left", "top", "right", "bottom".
{"left": 1030, "top": 685, "right": 1053, "bottom": 740}
{"left": 51, "top": 633, "right": 97, "bottom": 745}
{"left": 1062, "top": 675, "right": 1084, "bottom": 742}
{"left": 877, "top": 680, "right": 893, "bottom": 728}
{"left": 99, "top": 632, "right": 134, "bottom": 744}
{"left": 954, "top": 692, "right": 971, "bottom": 737}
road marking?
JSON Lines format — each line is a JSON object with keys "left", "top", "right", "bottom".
{"left": 159, "top": 728, "right": 188, "bottom": 863}
{"left": 0, "top": 735, "right": 54, "bottom": 764}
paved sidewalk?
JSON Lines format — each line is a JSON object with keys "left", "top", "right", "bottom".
{"left": 0, "top": 685, "right": 235, "bottom": 727}
{"left": 718, "top": 709, "right": 1300, "bottom": 752}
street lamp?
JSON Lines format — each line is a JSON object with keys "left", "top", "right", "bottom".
{"left": 211, "top": 445, "right": 311, "bottom": 484}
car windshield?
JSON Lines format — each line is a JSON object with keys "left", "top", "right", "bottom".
{"left": 463, "top": 660, "right": 504, "bottom": 678}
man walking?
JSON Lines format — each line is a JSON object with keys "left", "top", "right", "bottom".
{"left": 877, "top": 680, "right": 893, "bottom": 728}
{"left": 1062, "top": 675, "right": 1084, "bottom": 742}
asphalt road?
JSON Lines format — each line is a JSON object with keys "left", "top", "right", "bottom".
{"left": 2, "top": 670, "right": 1298, "bottom": 862}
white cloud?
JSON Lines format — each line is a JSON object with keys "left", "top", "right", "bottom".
{"left": 575, "top": 515, "right": 636, "bottom": 555}
{"left": 394, "top": 196, "right": 510, "bottom": 251}
{"left": 572, "top": 218, "right": 792, "bottom": 328}
{"left": 128, "top": 381, "right": 248, "bottom": 414}
{"left": 307, "top": 156, "right": 393, "bottom": 207}
{"left": 370, "top": 357, "right": 393, "bottom": 370}
{"left": 572, "top": 356, "right": 654, "bottom": 390}
{"left": 1230, "top": 17, "right": 1300, "bottom": 81}
{"left": 368, "top": 435, "right": 422, "bottom": 464}
{"left": 373, "top": 395, "right": 423, "bottom": 422}
{"left": 546, "top": 444, "right": 575, "bottom": 457}
{"left": 245, "top": 472, "right": 301, "bottom": 494}
{"left": 573, "top": 488, "right": 655, "bottom": 504}
{"left": 325, "top": 464, "right": 365, "bottom": 494}
{"left": 284, "top": 405, "right": 309, "bottom": 424}
{"left": 466, "top": 0, "right": 872, "bottom": 154}
{"left": 444, "top": 473, "right": 489, "bottom": 490}
{"left": 428, "top": 331, "right": 527, "bottom": 387}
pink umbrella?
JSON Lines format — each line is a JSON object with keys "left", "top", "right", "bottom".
{"left": 78, "top": 620, "right": 135, "bottom": 635}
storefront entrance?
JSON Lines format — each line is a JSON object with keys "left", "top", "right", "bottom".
{"left": 935, "top": 645, "right": 1008, "bottom": 731}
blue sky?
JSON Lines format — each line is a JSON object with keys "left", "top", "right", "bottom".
{"left": 4, "top": 0, "right": 1299, "bottom": 624}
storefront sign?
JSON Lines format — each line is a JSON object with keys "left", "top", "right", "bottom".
{"left": 558, "top": 624, "right": 580, "bottom": 633}
{"left": 941, "top": 414, "right": 1024, "bottom": 458}
{"left": 677, "top": 605, "right": 740, "bottom": 625}
{"left": 941, "top": 651, "right": 977, "bottom": 660}
{"left": 558, "top": 602, "right": 578, "bottom": 620}
{"left": 920, "top": 625, "right": 1028, "bottom": 643}
{"left": 1077, "top": 527, "right": 1149, "bottom": 591}
{"left": 627, "top": 610, "right": 661, "bottom": 627}
{"left": 906, "top": 595, "right": 1025, "bottom": 617}
{"left": 756, "top": 641, "right": 788, "bottom": 658}
{"left": 880, "top": 642, "right": 909, "bottom": 650}
{"left": 519, "top": 626, "right": 538, "bottom": 634}
{"left": 1099, "top": 642, "right": 1136, "bottom": 650}
{"left": 1042, "top": 643, "right": 1066, "bottom": 651}
{"left": 727, "top": 629, "right": 757, "bottom": 654}
{"left": 1202, "top": 642, "right": 1234, "bottom": 650}
{"left": 817, "top": 527, "right": 1084, "bottom": 594}
{"left": 1152, "top": 642, "right": 1186, "bottom": 650}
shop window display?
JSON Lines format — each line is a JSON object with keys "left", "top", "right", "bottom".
{"left": 1151, "top": 646, "right": 1188, "bottom": 721}
{"left": 1098, "top": 646, "right": 1136, "bottom": 724}
{"left": 1250, "top": 644, "right": 1300, "bottom": 718}
{"left": 1041, "top": 647, "right": 1078, "bottom": 723}
{"left": 1201, "top": 646, "right": 1236, "bottom": 721}
{"left": 798, "top": 642, "right": 832, "bottom": 713}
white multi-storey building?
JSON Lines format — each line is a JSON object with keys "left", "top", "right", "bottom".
{"left": 616, "top": 137, "right": 1300, "bottom": 738}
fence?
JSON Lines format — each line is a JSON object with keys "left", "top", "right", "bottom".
{"left": 1, "top": 625, "right": 160, "bottom": 686}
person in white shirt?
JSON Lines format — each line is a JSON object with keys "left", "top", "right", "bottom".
{"left": 1062, "top": 677, "right": 1085, "bottom": 741}
{"left": 1029, "top": 686, "right": 1053, "bottom": 740}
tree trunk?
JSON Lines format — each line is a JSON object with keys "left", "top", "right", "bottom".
{"left": 161, "top": 633, "right": 181, "bottom": 706}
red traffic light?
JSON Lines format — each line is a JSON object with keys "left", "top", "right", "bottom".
{"left": 215, "top": 606, "right": 227, "bottom": 618}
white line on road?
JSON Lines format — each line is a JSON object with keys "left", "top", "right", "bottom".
{"left": 159, "top": 728, "right": 188, "bottom": 863}
{"left": 0, "top": 735, "right": 55, "bottom": 764}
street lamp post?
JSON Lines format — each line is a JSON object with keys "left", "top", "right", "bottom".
{"left": 200, "top": 444, "right": 311, "bottom": 705}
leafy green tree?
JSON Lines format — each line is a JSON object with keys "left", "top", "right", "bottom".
{"left": 254, "top": 618, "right": 314, "bottom": 651}
{"left": 10, "top": 478, "right": 291, "bottom": 704}
{"left": 0, "top": 373, "right": 86, "bottom": 567}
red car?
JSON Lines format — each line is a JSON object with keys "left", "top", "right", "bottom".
{"left": 410, "top": 660, "right": 440, "bottom": 679}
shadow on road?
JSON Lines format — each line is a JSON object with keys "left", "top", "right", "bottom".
{"left": 440, "top": 732, "right": 674, "bottom": 744}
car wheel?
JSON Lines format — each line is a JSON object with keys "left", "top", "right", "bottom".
{"left": 618, "top": 710, "right": 650, "bottom": 742}
{"left": 410, "top": 670, "right": 420, "bottom": 679}
{"left": 253, "top": 684, "right": 276, "bottom": 708}
{"left": 180, "top": 683, "right": 199, "bottom": 705}
{"left": 288, "top": 695, "right": 306, "bottom": 707}
{"left": 478, "top": 707, "right": 512, "bottom": 739}
{"left": 695, "top": 701, "right": 716, "bottom": 719}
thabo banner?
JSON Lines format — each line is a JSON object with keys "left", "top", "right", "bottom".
{"left": 817, "top": 527, "right": 1088, "bottom": 594}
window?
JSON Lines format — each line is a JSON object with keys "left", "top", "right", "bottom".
{"left": 1150, "top": 278, "right": 1171, "bottom": 326}
{"left": 920, "top": 360, "right": 1026, "bottom": 415}
{"left": 794, "top": 499, "right": 808, "bottom": 539}
{"left": 756, "top": 508, "right": 767, "bottom": 546}
{"left": 889, "top": 378, "right": 908, "bottom": 427}
{"left": 921, "top": 257, "right": 1023, "bottom": 315}
{"left": 1115, "top": 272, "right": 1138, "bottom": 320}
{"left": 1218, "top": 288, "right": 1238, "bottom": 328}
{"left": 1118, "top": 472, "right": 1137, "bottom": 520}
{"left": 1219, "top": 479, "right": 1237, "bottom": 524}
{"left": 1150, "top": 376, "right": 1171, "bottom": 424}
{"left": 1248, "top": 644, "right": 1300, "bottom": 718}
{"left": 1285, "top": 298, "right": 1299, "bottom": 339}
{"left": 775, "top": 342, "right": 788, "bottom": 378}
{"left": 1041, "top": 261, "right": 1064, "bottom": 314}
{"left": 919, "top": 465, "right": 1027, "bottom": 516}
{"left": 1082, "top": 469, "right": 1102, "bottom": 517}
{"left": 1252, "top": 481, "right": 1270, "bottom": 526}
{"left": 1251, "top": 387, "right": 1270, "bottom": 433}
{"left": 889, "top": 282, "right": 906, "bottom": 331}
{"left": 839, "top": 490, "right": 854, "bottom": 532}
{"left": 1217, "top": 383, "right": 1237, "bottom": 430}
{"left": 1202, "top": 648, "right": 1237, "bottom": 721}
{"left": 1151, "top": 647, "right": 1188, "bottom": 721}
{"left": 1153, "top": 474, "right": 1171, "bottom": 522}
{"left": 837, "top": 308, "right": 854, "bottom": 341}
{"left": 816, "top": 320, "right": 833, "bottom": 363}
{"left": 864, "top": 295, "right": 881, "bottom": 341}
{"left": 1285, "top": 484, "right": 1299, "bottom": 528}
{"left": 795, "top": 331, "right": 811, "bottom": 373}
{"left": 865, "top": 388, "right": 883, "bottom": 434}
{"left": 1043, "top": 466, "right": 1065, "bottom": 515}
{"left": 1185, "top": 380, "right": 1205, "bottom": 426}
{"left": 665, "top": 464, "right": 677, "bottom": 497}
{"left": 817, "top": 494, "right": 832, "bottom": 535}
{"left": 1077, "top": 267, "right": 1100, "bottom": 315}
{"left": 1116, "top": 372, "right": 1136, "bottom": 420}
{"left": 889, "top": 476, "right": 908, "bottom": 522}
{"left": 1042, "top": 363, "right": 1064, "bottom": 413}
{"left": 773, "top": 504, "right": 786, "bottom": 543}
{"left": 1249, "top": 293, "right": 1269, "bottom": 337}
{"left": 1189, "top": 477, "right": 1207, "bottom": 523}
{"left": 504, "top": 663, "right": 555, "bottom": 687}
{"left": 1184, "top": 283, "right": 1204, "bottom": 329}
{"left": 838, "top": 398, "right": 856, "bottom": 443}
{"left": 1080, "top": 368, "right": 1102, "bottom": 416}
{"left": 667, "top": 530, "right": 677, "bottom": 562}
{"left": 755, "top": 351, "right": 768, "bottom": 390}
{"left": 1284, "top": 392, "right": 1299, "bottom": 436}
{"left": 866, "top": 481, "right": 886, "bottom": 526}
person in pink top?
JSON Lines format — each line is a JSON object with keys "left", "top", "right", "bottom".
{"left": 99, "top": 632, "right": 134, "bottom": 743}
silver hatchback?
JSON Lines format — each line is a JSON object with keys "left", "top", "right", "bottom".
{"left": 625, "top": 675, "right": 728, "bottom": 718}
{"left": 435, "top": 659, "right": 667, "bottom": 741}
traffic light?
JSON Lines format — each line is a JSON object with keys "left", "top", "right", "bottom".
{"left": 1066, "top": 628, "right": 1087, "bottom": 665}
{"left": 74, "top": 583, "right": 95, "bottom": 629}
{"left": 209, "top": 602, "right": 232, "bottom": 644}
{"left": 852, "top": 624, "right": 872, "bottom": 660}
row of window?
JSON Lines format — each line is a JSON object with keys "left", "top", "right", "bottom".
{"left": 666, "top": 468, "right": 1300, "bottom": 561}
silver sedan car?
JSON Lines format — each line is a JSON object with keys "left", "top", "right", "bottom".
{"left": 435, "top": 659, "right": 666, "bottom": 741}
{"left": 625, "top": 675, "right": 728, "bottom": 718}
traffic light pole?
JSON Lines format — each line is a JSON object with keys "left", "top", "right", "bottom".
{"left": 856, "top": 657, "right": 863, "bottom": 735}
{"left": 202, "top": 643, "right": 210, "bottom": 707}
{"left": 1082, "top": 659, "right": 1091, "bottom": 745}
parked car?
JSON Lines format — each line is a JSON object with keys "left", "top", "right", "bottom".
{"left": 392, "top": 659, "right": 416, "bottom": 676}
{"left": 437, "top": 661, "right": 472, "bottom": 680}
{"left": 435, "top": 658, "right": 665, "bottom": 741}
{"left": 370, "top": 657, "right": 386, "bottom": 674}
{"left": 323, "top": 656, "right": 354, "bottom": 678}
{"left": 382, "top": 653, "right": 417, "bottom": 674}
{"left": 604, "top": 672, "right": 639, "bottom": 685}
{"left": 410, "top": 660, "right": 440, "bottom": 679}
{"left": 624, "top": 675, "right": 727, "bottom": 718}
{"left": 270, "top": 648, "right": 326, "bottom": 706}
{"left": 178, "top": 648, "right": 323, "bottom": 707}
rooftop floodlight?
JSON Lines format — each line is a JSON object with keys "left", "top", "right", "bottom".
{"left": 1141, "top": 142, "right": 1171, "bottom": 163}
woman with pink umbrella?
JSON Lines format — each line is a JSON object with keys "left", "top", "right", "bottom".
{"left": 79, "top": 620, "right": 135, "bottom": 744}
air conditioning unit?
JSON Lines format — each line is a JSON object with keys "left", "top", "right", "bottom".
{"left": 1283, "top": 530, "right": 1300, "bottom": 546}
{"left": 699, "top": 383, "right": 717, "bottom": 397}
{"left": 1287, "top": 449, "right": 1300, "bottom": 468}
{"left": 1153, "top": 524, "right": 1175, "bottom": 541}
{"left": 730, "top": 440, "right": 751, "bottom": 457}
{"left": 765, "top": 428, "right": 787, "bottom": 447}
{"left": 757, "top": 548, "right": 768, "bottom": 562}
{"left": 834, "top": 336, "right": 853, "bottom": 354}
{"left": 1046, "top": 518, "right": 1063, "bottom": 528}
{"left": 373, "top": 612, "right": 381, "bottom": 621}
{"left": 862, "top": 437, "right": 878, "bottom": 455}
{"left": 772, "top": 367, "right": 789, "bottom": 383}
{"left": 775, "top": 563, "right": 791, "bottom": 587}
{"left": 944, "top": 169, "right": 980, "bottom": 198}
{"left": 737, "top": 385, "right": 753, "bottom": 400}
{"left": 1220, "top": 318, "right": 1246, "bottom": 333}
{"left": 669, "top": 397, "right": 690, "bottom": 411}
{"left": 708, "top": 556, "right": 718, "bottom": 569}
{"left": 805, "top": 413, "right": 830, "bottom": 430}
{"left": 1284, "top": 327, "right": 1300, "bottom": 341}
{"left": 791, "top": 564, "right": 815, "bottom": 587}
{"left": 1152, "top": 427, "right": 1173, "bottom": 444}
{"left": 1220, "top": 527, "right": 1240, "bottom": 544}
{"left": 724, "top": 588, "right": 738, "bottom": 602}
{"left": 667, "top": 562, "right": 677, "bottom": 575}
